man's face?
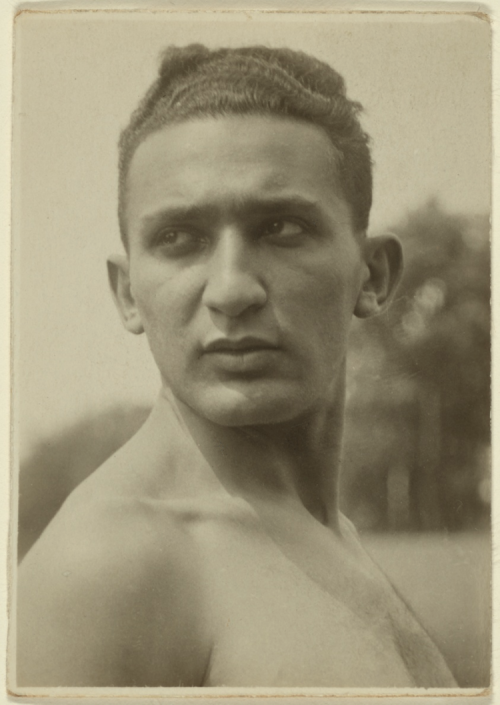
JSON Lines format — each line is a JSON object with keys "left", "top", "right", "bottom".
{"left": 122, "top": 115, "right": 366, "bottom": 426}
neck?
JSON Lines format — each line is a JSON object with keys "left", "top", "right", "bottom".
{"left": 155, "top": 373, "right": 347, "bottom": 532}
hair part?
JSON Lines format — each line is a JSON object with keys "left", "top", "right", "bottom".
{"left": 118, "top": 44, "right": 373, "bottom": 246}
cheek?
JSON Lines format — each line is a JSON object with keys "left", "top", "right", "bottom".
{"left": 281, "top": 251, "right": 361, "bottom": 325}
{"left": 131, "top": 263, "right": 202, "bottom": 357}
{"left": 277, "top": 252, "right": 362, "bottom": 371}
{"left": 130, "top": 265, "right": 175, "bottom": 342}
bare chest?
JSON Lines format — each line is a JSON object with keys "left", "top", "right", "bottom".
{"left": 192, "top": 518, "right": 427, "bottom": 687}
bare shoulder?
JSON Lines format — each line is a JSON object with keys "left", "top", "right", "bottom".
{"left": 337, "top": 514, "right": 457, "bottom": 687}
{"left": 338, "top": 512, "right": 369, "bottom": 557}
{"left": 17, "top": 462, "right": 212, "bottom": 687}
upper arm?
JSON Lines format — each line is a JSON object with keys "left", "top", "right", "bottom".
{"left": 16, "top": 494, "right": 210, "bottom": 687}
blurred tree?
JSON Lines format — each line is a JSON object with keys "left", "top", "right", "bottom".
{"left": 342, "top": 200, "right": 490, "bottom": 532}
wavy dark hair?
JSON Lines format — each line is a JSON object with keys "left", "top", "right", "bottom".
{"left": 118, "top": 44, "right": 372, "bottom": 244}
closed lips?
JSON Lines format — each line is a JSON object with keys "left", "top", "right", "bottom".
{"left": 203, "top": 338, "right": 279, "bottom": 353}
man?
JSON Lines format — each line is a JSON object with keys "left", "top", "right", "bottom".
{"left": 17, "top": 44, "right": 457, "bottom": 688}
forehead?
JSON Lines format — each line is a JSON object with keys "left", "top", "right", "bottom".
{"left": 124, "top": 115, "right": 350, "bottom": 233}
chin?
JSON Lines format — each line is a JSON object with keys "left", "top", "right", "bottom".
{"left": 188, "top": 385, "right": 311, "bottom": 428}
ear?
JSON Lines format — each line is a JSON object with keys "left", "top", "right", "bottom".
{"left": 354, "top": 235, "right": 403, "bottom": 319}
{"left": 107, "top": 254, "right": 144, "bottom": 334}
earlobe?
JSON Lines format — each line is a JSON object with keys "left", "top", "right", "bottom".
{"left": 107, "top": 254, "right": 144, "bottom": 335}
{"left": 354, "top": 235, "right": 403, "bottom": 319}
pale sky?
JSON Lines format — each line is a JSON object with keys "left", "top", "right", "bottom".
{"left": 13, "top": 11, "right": 491, "bottom": 457}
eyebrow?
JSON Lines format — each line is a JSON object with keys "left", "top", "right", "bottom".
{"left": 138, "top": 195, "right": 323, "bottom": 234}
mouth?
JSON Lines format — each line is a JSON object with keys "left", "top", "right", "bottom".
{"left": 203, "top": 337, "right": 280, "bottom": 355}
{"left": 202, "top": 337, "right": 280, "bottom": 373}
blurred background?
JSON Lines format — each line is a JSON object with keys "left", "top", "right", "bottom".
{"left": 14, "top": 12, "right": 491, "bottom": 689}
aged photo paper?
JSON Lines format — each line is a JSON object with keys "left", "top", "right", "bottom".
{"left": 5, "top": 4, "right": 493, "bottom": 703}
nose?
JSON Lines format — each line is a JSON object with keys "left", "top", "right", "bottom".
{"left": 202, "top": 229, "right": 267, "bottom": 318}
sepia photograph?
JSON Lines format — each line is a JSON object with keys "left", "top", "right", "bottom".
{"left": 9, "top": 8, "right": 491, "bottom": 697}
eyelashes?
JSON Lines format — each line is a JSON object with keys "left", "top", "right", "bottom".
{"left": 261, "top": 219, "right": 308, "bottom": 239}
{"left": 153, "top": 218, "right": 312, "bottom": 257}
{"left": 156, "top": 228, "right": 204, "bottom": 254}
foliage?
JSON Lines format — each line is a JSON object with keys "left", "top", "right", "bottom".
{"left": 342, "top": 200, "right": 490, "bottom": 531}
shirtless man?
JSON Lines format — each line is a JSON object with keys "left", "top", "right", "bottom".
{"left": 17, "top": 45, "right": 457, "bottom": 689}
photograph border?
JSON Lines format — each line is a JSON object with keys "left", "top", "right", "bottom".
{"left": 2, "top": 2, "right": 496, "bottom": 703}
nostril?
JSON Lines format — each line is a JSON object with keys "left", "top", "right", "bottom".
{"left": 203, "top": 271, "right": 267, "bottom": 318}
{"left": 202, "top": 232, "right": 268, "bottom": 317}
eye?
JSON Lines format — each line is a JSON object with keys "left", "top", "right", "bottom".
{"left": 155, "top": 228, "right": 203, "bottom": 256}
{"left": 262, "top": 219, "right": 307, "bottom": 244}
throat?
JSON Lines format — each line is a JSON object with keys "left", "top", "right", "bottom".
{"left": 161, "top": 387, "right": 345, "bottom": 529}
